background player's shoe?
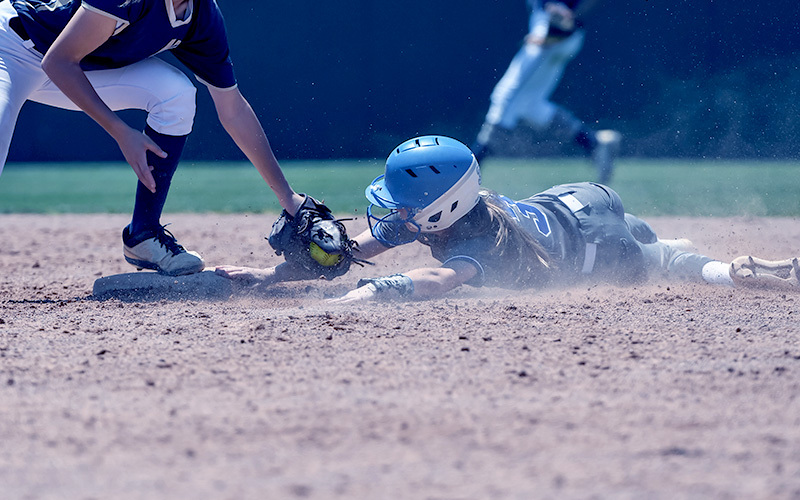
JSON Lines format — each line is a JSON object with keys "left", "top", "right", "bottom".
{"left": 123, "top": 225, "right": 205, "bottom": 276}
{"left": 592, "top": 129, "right": 621, "bottom": 185}
{"left": 730, "top": 256, "right": 800, "bottom": 290}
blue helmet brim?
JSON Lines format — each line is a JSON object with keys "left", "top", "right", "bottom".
{"left": 365, "top": 174, "right": 401, "bottom": 208}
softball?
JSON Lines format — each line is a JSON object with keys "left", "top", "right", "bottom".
{"left": 309, "top": 242, "right": 342, "bottom": 267}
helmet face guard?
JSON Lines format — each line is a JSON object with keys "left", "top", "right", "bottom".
{"left": 366, "top": 198, "right": 422, "bottom": 247}
{"left": 365, "top": 135, "right": 481, "bottom": 246}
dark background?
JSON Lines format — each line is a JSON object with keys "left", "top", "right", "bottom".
{"left": 9, "top": 0, "right": 800, "bottom": 162}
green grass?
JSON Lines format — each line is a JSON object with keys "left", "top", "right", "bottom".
{"left": 1, "top": 158, "right": 798, "bottom": 216}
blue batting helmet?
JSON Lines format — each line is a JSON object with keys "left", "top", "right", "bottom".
{"left": 366, "top": 135, "right": 481, "bottom": 245}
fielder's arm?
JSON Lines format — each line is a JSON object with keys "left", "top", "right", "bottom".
{"left": 208, "top": 86, "right": 304, "bottom": 214}
{"left": 41, "top": 7, "right": 164, "bottom": 193}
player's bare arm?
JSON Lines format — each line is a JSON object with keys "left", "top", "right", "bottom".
{"left": 215, "top": 262, "right": 306, "bottom": 286}
{"left": 41, "top": 7, "right": 164, "bottom": 193}
{"left": 207, "top": 85, "right": 303, "bottom": 214}
{"left": 330, "top": 260, "right": 478, "bottom": 303}
{"left": 351, "top": 228, "right": 393, "bottom": 260}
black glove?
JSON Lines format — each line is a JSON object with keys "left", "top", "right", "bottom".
{"left": 268, "top": 195, "right": 361, "bottom": 280}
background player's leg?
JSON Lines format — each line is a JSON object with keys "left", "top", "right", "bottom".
{"left": 515, "top": 32, "right": 591, "bottom": 147}
{"left": 473, "top": 44, "right": 546, "bottom": 161}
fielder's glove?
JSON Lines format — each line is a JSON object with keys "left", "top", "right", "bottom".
{"left": 268, "top": 195, "right": 365, "bottom": 280}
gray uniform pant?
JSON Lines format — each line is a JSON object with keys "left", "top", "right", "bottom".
{"left": 546, "top": 182, "right": 715, "bottom": 284}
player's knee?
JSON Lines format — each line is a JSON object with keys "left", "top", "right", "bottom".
{"left": 624, "top": 214, "right": 657, "bottom": 244}
{"left": 147, "top": 73, "right": 197, "bottom": 136}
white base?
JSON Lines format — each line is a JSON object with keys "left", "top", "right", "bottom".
{"left": 93, "top": 269, "right": 233, "bottom": 301}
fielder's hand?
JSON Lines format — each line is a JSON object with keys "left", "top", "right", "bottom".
{"left": 268, "top": 195, "right": 364, "bottom": 280}
{"left": 116, "top": 126, "right": 165, "bottom": 193}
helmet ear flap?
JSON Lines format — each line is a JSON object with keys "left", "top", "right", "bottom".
{"left": 412, "top": 156, "right": 481, "bottom": 232}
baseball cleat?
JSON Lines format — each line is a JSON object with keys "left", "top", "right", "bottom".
{"left": 123, "top": 225, "right": 205, "bottom": 276}
{"left": 592, "top": 129, "right": 621, "bottom": 185}
{"left": 729, "top": 256, "right": 800, "bottom": 290}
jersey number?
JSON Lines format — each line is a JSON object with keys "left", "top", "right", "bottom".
{"left": 501, "top": 197, "right": 552, "bottom": 237}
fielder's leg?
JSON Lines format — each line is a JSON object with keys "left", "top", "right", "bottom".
{"left": 30, "top": 58, "right": 203, "bottom": 275}
{"left": 128, "top": 126, "right": 186, "bottom": 236}
{"left": 0, "top": 0, "right": 50, "bottom": 173}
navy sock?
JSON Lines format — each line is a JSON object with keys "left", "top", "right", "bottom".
{"left": 128, "top": 126, "right": 187, "bottom": 240}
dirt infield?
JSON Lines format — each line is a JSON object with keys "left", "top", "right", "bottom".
{"left": 2, "top": 213, "right": 800, "bottom": 499}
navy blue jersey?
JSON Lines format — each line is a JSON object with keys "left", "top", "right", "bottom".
{"left": 12, "top": 0, "right": 236, "bottom": 89}
{"left": 373, "top": 189, "right": 584, "bottom": 288}
{"left": 373, "top": 183, "right": 647, "bottom": 289}
{"left": 418, "top": 192, "right": 584, "bottom": 288}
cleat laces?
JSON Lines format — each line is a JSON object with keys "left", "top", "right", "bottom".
{"left": 154, "top": 225, "right": 185, "bottom": 256}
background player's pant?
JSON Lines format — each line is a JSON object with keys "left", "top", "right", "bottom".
{"left": 484, "top": 30, "right": 584, "bottom": 130}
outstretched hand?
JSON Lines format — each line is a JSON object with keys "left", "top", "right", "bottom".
{"left": 328, "top": 284, "right": 377, "bottom": 304}
{"left": 215, "top": 265, "right": 279, "bottom": 285}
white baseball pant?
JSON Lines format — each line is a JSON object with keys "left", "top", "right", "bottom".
{"left": 0, "top": 0, "right": 196, "bottom": 175}
{"left": 484, "top": 30, "right": 585, "bottom": 130}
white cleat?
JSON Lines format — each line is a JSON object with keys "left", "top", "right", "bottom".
{"left": 123, "top": 225, "right": 205, "bottom": 276}
{"left": 730, "top": 256, "right": 800, "bottom": 290}
{"left": 592, "top": 129, "right": 621, "bottom": 185}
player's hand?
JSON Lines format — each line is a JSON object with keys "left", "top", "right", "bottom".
{"left": 215, "top": 265, "right": 269, "bottom": 282}
{"left": 544, "top": 2, "right": 574, "bottom": 18}
{"left": 116, "top": 127, "right": 166, "bottom": 193}
{"left": 525, "top": 34, "right": 546, "bottom": 46}
{"left": 328, "top": 283, "right": 378, "bottom": 304}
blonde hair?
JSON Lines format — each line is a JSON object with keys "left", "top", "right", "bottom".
{"left": 480, "top": 190, "right": 555, "bottom": 288}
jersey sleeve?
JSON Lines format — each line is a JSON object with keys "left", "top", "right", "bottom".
{"left": 430, "top": 237, "right": 492, "bottom": 287}
{"left": 81, "top": 0, "right": 137, "bottom": 22}
{"left": 441, "top": 255, "right": 486, "bottom": 287}
{"left": 171, "top": 1, "right": 237, "bottom": 89}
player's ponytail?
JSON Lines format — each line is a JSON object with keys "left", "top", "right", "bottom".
{"left": 480, "top": 191, "right": 555, "bottom": 288}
